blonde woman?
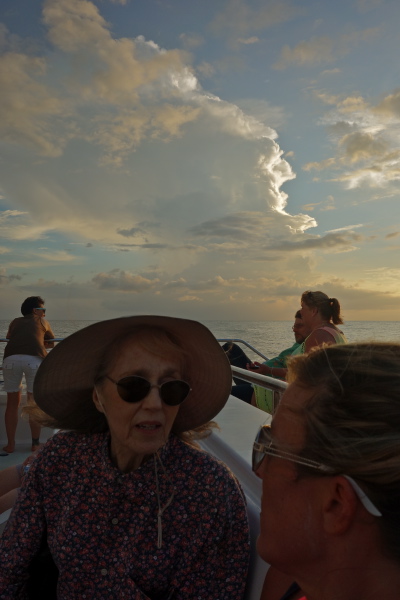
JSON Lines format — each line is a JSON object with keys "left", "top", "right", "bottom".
{"left": 254, "top": 343, "right": 400, "bottom": 600}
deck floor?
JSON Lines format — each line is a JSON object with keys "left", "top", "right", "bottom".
{"left": 0, "top": 445, "right": 34, "bottom": 471}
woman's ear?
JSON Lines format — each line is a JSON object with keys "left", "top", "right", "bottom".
{"left": 322, "top": 476, "right": 359, "bottom": 535}
{"left": 92, "top": 388, "right": 105, "bottom": 414}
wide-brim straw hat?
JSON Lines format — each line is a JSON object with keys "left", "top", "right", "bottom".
{"left": 33, "top": 315, "right": 232, "bottom": 433}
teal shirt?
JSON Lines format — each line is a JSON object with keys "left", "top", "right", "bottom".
{"left": 263, "top": 341, "right": 301, "bottom": 370}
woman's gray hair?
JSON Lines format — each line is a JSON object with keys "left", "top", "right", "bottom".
{"left": 287, "top": 342, "right": 400, "bottom": 561}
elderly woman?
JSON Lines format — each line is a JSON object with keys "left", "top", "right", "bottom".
{"left": 254, "top": 342, "right": 400, "bottom": 600}
{"left": 247, "top": 290, "right": 347, "bottom": 383}
{"left": 0, "top": 316, "right": 250, "bottom": 599}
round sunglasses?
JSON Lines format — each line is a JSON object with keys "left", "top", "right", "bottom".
{"left": 105, "top": 375, "right": 191, "bottom": 406}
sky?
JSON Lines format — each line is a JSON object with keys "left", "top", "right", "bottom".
{"left": 1, "top": 0, "right": 400, "bottom": 322}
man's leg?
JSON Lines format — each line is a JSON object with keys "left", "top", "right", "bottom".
{"left": 222, "top": 342, "right": 253, "bottom": 385}
{"left": 3, "top": 391, "right": 21, "bottom": 453}
{"left": 230, "top": 384, "right": 254, "bottom": 404}
{"left": 27, "top": 392, "right": 41, "bottom": 452}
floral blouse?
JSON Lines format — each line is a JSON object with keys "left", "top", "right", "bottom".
{"left": 0, "top": 431, "right": 250, "bottom": 599}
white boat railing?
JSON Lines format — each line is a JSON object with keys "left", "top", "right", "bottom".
{"left": 230, "top": 366, "right": 287, "bottom": 413}
{"left": 217, "top": 338, "right": 269, "bottom": 361}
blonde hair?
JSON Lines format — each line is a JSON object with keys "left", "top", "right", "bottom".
{"left": 287, "top": 342, "right": 400, "bottom": 561}
{"left": 301, "top": 290, "right": 343, "bottom": 324}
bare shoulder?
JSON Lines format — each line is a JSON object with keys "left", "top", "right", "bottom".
{"left": 304, "top": 327, "right": 336, "bottom": 352}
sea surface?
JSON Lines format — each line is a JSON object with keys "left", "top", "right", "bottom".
{"left": 1, "top": 319, "right": 400, "bottom": 359}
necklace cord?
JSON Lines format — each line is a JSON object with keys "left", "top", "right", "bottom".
{"left": 154, "top": 452, "right": 175, "bottom": 549}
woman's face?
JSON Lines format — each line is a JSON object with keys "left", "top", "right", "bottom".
{"left": 93, "top": 338, "right": 183, "bottom": 472}
{"left": 256, "top": 383, "right": 326, "bottom": 573}
{"left": 300, "top": 300, "right": 316, "bottom": 328}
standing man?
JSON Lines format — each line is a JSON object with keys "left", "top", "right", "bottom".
{"left": 2, "top": 296, "right": 55, "bottom": 455}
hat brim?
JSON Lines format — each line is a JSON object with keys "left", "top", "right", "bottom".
{"left": 33, "top": 315, "right": 232, "bottom": 433}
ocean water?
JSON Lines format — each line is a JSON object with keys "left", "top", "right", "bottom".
{"left": 1, "top": 319, "right": 400, "bottom": 359}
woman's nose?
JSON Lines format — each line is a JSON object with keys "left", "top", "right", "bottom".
{"left": 141, "top": 386, "right": 163, "bottom": 409}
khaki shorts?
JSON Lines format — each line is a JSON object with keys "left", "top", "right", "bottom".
{"left": 2, "top": 354, "right": 42, "bottom": 393}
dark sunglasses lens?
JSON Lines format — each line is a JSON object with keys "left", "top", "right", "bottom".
{"left": 117, "top": 377, "right": 150, "bottom": 403}
{"left": 160, "top": 380, "right": 190, "bottom": 406}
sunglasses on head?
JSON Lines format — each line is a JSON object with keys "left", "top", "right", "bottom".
{"left": 253, "top": 425, "right": 382, "bottom": 517}
{"left": 105, "top": 375, "right": 191, "bottom": 406}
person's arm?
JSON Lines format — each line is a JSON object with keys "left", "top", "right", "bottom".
{"left": 0, "top": 452, "right": 47, "bottom": 596}
{"left": 5, "top": 319, "right": 15, "bottom": 339}
{"left": 247, "top": 361, "right": 287, "bottom": 380}
{"left": 43, "top": 320, "right": 55, "bottom": 349}
{"left": 170, "top": 471, "right": 250, "bottom": 599}
{"left": 247, "top": 344, "right": 299, "bottom": 380}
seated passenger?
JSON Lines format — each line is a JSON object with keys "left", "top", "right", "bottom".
{"left": 224, "top": 312, "right": 309, "bottom": 412}
{"left": 254, "top": 342, "right": 400, "bottom": 600}
{"left": 0, "top": 315, "right": 250, "bottom": 599}
{"left": 247, "top": 290, "right": 347, "bottom": 382}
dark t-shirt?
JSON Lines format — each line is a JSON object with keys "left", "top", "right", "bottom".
{"left": 3, "top": 314, "right": 55, "bottom": 360}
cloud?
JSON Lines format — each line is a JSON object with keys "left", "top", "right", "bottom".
{"left": 274, "top": 36, "right": 335, "bottom": 69}
{"left": 178, "top": 295, "right": 202, "bottom": 302}
{"left": 331, "top": 162, "right": 400, "bottom": 189}
{"left": 237, "top": 36, "right": 260, "bottom": 44}
{"left": 34, "top": 249, "right": 79, "bottom": 263}
{"left": 0, "top": 210, "right": 28, "bottom": 222}
{"left": 269, "top": 231, "right": 365, "bottom": 254}
{"left": 196, "top": 61, "right": 216, "bottom": 78}
{"left": 326, "top": 224, "right": 364, "bottom": 233}
{"left": 274, "top": 28, "right": 379, "bottom": 69}
{"left": 0, "top": 52, "right": 66, "bottom": 156}
{"left": 321, "top": 68, "right": 341, "bottom": 75}
{"left": 189, "top": 210, "right": 316, "bottom": 243}
{"left": 179, "top": 33, "right": 204, "bottom": 48}
{"left": 116, "top": 226, "right": 146, "bottom": 238}
{"left": 302, "top": 196, "right": 336, "bottom": 212}
{"left": 234, "top": 99, "right": 286, "bottom": 129}
{"left": 385, "top": 231, "right": 400, "bottom": 239}
{"left": 374, "top": 90, "right": 400, "bottom": 118}
{"left": 302, "top": 88, "right": 400, "bottom": 189}
{"left": 357, "top": 0, "right": 384, "bottom": 12}
{"left": 92, "top": 269, "right": 159, "bottom": 292}
{"left": 303, "top": 157, "right": 336, "bottom": 171}
{"left": 0, "top": 268, "right": 22, "bottom": 285}
{"left": 210, "top": 0, "right": 301, "bottom": 46}
{"left": 1, "top": 0, "right": 363, "bottom": 315}
{"left": 339, "top": 131, "right": 388, "bottom": 163}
